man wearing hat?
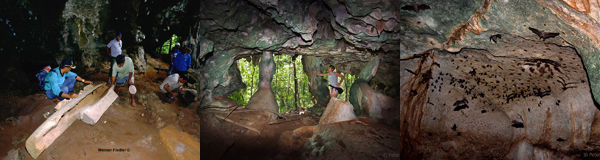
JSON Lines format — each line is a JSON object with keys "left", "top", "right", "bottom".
{"left": 168, "top": 42, "right": 181, "bottom": 75}
{"left": 109, "top": 55, "right": 137, "bottom": 106}
{"left": 44, "top": 58, "right": 94, "bottom": 103}
{"left": 106, "top": 32, "right": 123, "bottom": 82}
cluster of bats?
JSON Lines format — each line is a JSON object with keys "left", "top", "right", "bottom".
{"left": 401, "top": 2, "right": 561, "bottom": 43}
{"left": 402, "top": 2, "right": 566, "bottom": 130}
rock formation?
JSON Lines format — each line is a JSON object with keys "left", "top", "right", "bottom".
{"left": 318, "top": 98, "right": 357, "bottom": 125}
{"left": 245, "top": 51, "right": 278, "bottom": 114}
{"left": 350, "top": 56, "right": 400, "bottom": 127}
{"left": 400, "top": 34, "right": 600, "bottom": 159}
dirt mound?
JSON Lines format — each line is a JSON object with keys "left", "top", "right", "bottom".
{"left": 278, "top": 116, "right": 400, "bottom": 160}
{"left": 200, "top": 108, "right": 318, "bottom": 160}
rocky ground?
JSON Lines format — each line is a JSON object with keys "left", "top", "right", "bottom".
{"left": 0, "top": 56, "right": 200, "bottom": 159}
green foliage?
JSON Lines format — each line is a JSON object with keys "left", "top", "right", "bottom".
{"left": 229, "top": 57, "right": 259, "bottom": 106}
{"left": 338, "top": 73, "right": 356, "bottom": 101}
{"left": 230, "top": 55, "right": 316, "bottom": 113}
{"left": 229, "top": 91, "right": 245, "bottom": 105}
{"left": 156, "top": 34, "right": 181, "bottom": 54}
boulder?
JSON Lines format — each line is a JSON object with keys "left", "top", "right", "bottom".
{"left": 318, "top": 98, "right": 357, "bottom": 125}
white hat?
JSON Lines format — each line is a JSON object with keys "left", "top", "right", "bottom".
{"left": 175, "top": 42, "right": 180, "bottom": 46}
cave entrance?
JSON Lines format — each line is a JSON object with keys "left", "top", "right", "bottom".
{"left": 230, "top": 55, "right": 356, "bottom": 113}
{"left": 156, "top": 34, "right": 182, "bottom": 54}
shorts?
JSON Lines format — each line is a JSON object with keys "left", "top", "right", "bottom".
{"left": 115, "top": 75, "right": 134, "bottom": 86}
{"left": 329, "top": 85, "right": 344, "bottom": 94}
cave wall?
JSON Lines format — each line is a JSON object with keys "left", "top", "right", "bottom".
{"left": 0, "top": 0, "right": 401, "bottom": 109}
{"left": 189, "top": 0, "right": 401, "bottom": 108}
{"left": 398, "top": 0, "right": 600, "bottom": 106}
{"left": 398, "top": 0, "right": 600, "bottom": 158}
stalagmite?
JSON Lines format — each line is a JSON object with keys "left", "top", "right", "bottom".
{"left": 245, "top": 51, "right": 279, "bottom": 115}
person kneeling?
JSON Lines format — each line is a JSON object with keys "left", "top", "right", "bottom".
{"left": 109, "top": 55, "right": 137, "bottom": 106}
{"left": 160, "top": 73, "right": 189, "bottom": 100}
{"left": 44, "top": 58, "right": 93, "bottom": 103}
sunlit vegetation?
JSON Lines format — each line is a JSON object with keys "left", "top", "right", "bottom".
{"left": 229, "top": 55, "right": 356, "bottom": 113}
{"left": 156, "top": 34, "right": 181, "bottom": 54}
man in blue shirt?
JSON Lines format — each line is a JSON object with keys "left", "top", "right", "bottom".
{"left": 174, "top": 47, "right": 191, "bottom": 76}
{"left": 44, "top": 58, "right": 94, "bottom": 103}
{"left": 168, "top": 42, "right": 181, "bottom": 75}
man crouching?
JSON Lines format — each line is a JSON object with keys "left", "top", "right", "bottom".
{"left": 108, "top": 55, "right": 137, "bottom": 106}
{"left": 44, "top": 58, "right": 94, "bottom": 103}
{"left": 160, "top": 73, "right": 189, "bottom": 100}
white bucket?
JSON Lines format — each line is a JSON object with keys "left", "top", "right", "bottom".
{"left": 129, "top": 85, "right": 137, "bottom": 94}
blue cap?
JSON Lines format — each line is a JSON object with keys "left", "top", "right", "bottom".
{"left": 60, "top": 58, "right": 76, "bottom": 69}
{"left": 117, "top": 32, "right": 122, "bottom": 37}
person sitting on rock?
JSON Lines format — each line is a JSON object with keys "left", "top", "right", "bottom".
{"left": 174, "top": 47, "right": 191, "bottom": 76}
{"left": 44, "top": 58, "right": 94, "bottom": 103}
{"left": 313, "top": 65, "right": 345, "bottom": 98}
{"left": 168, "top": 42, "right": 181, "bottom": 75}
{"left": 108, "top": 55, "right": 137, "bottom": 106}
{"left": 160, "top": 73, "right": 189, "bottom": 100}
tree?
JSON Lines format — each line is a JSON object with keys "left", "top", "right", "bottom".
{"left": 293, "top": 55, "right": 298, "bottom": 109}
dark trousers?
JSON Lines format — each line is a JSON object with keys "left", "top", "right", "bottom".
{"left": 174, "top": 68, "right": 187, "bottom": 77}
{"left": 108, "top": 57, "right": 116, "bottom": 80}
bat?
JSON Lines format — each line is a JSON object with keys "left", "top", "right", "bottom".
{"left": 511, "top": 113, "right": 524, "bottom": 128}
{"left": 490, "top": 34, "right": 502, "bottom": 43}
{"left": 528, "top": 27, "right": 559, "bottom": 41}
{"left": 453, "top": 98, "right": 469, "bottom": 111}
{"left": 401, "top": 2, "right": 431, "bottom": 13}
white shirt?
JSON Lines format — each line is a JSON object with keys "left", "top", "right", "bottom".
{"left": 160, "top": 73, "right": 183, "bottom": 93}
{"left": 107, "top": 38, "right": 122, "bottom": 57}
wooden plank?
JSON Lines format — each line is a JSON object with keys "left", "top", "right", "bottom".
{"left": 80, "top": 85, "right": 117, "bottom": 125}
{"left": 159, "top": 125, "right": 200, "bottom": 160}
{"left": 25, "top": 83, "right": 108, "bottom": 159}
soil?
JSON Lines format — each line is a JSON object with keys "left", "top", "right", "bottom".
{"left": 200, "top": 109, "right": 320, "bottom": 160}
{"left": 0, "top": 56, "right": 200, "bottom": 159}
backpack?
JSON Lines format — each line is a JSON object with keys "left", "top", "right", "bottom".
{"left": 36, "top": 66, "right": 57, "bottom": 90}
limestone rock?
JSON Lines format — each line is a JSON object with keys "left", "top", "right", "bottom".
{"left": 60, "top": 0, "right": 108, "bottom": 68}
{"left": 198, "top": 49, "right": 247, "bottom": 107}
{"left": 397, "top": 0, "right": 600, "bottom": 105}
{"left": 245, "top": 51, "right": 278, "bottom": 114}
{"left": 349, "top": 56, "right": 400, "bottom": 127}
{"left": 3, "top": 149, "right": 23, "bottom": 160}
{"left": 205, "top": 97, "right": 237, "bottom": 109}
{"left": 159, "top": 125, "right": 200, "bottom": 160}
{"left": 400, "top": 35, "right": 598, "bottom": 159}
{"left": 301, "top": 56, "right": 330, "bottom": 110}
{"left": 319, "top": 98, "right": 357, "bottom": 125}
{"left": 351, "top": 82, "right": 399, "bottom": 127}
{"left": 124, "top": 46, "right": 147, "bottom": 74}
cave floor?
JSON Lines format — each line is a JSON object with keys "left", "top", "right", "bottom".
{"left": 200, "top": 108, "right": 320, "bottom": 160}
{"left": 0, "top": 57, "right": 200, "bottom": 159}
